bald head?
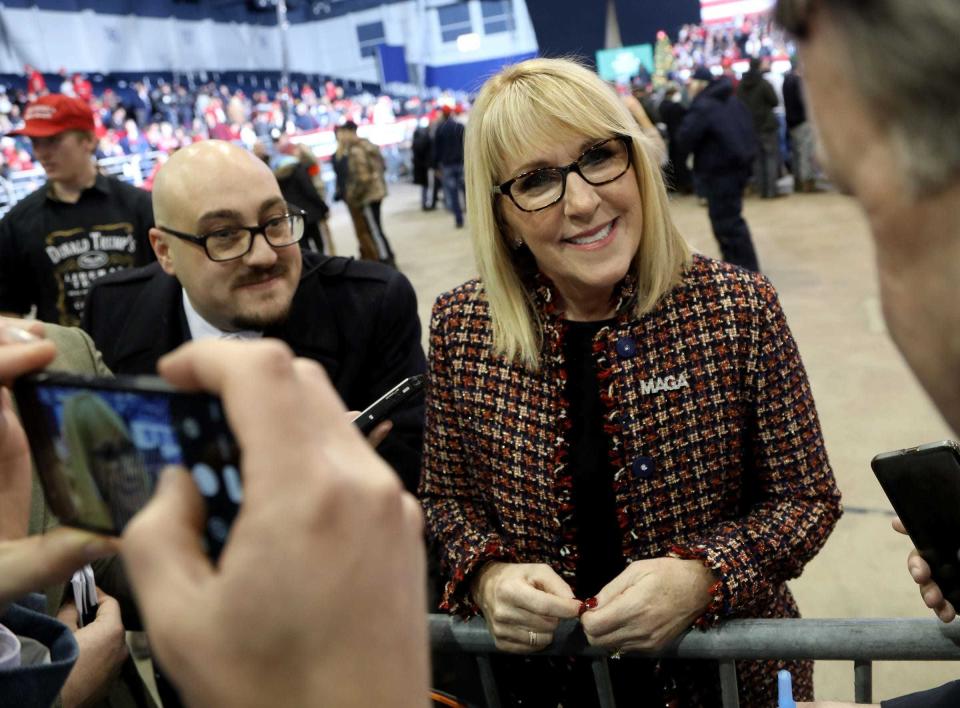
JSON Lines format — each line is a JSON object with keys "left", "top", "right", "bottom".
{"left": 147, "top": 139, "right": 302, "bottom": 334}
{"left": 153, "top": 140, "right": 279, "bottom": 230}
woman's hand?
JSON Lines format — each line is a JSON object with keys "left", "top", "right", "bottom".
{"left": 580, "top": 558, "right": 716, "bottom": 652}
{"left": 471, "top": 561, "right": 581, "bottom": 653}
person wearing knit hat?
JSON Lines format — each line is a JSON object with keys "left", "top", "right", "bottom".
{"left": 0, "top": 94, "right": 154, "bottom": 326}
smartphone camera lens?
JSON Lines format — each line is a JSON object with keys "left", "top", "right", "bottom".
{"left": 182, "top": 417, "right": 201, "bottom": 440}
{"left": 191, "top": 463, "right": 220, "bottom": 498}
{"left": 207, "top": 517, "right": 229, "bottom": 543}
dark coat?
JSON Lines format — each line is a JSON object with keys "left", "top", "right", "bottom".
{"left": 274, "top": 161, "right": 329, "bottom": 225}
{"left": 782, "top": 71, "right": 807, "bottom": 129}
{"left": 676, "top": 78, "right": 757, "bottom": 177}
{"left": 81, "top": 252, "right": 427, "bottom": 492}
{"left": 433, "top": 116, "right": 465, "bottom": 168}
{"left": 0, "top": 595, "right": 79, "bottom": 708}
{"left": 737, "top": 70, "right": 780, "bottom": 134}
{"left": 411, "top": 126, "right": 433, "bottom": 186}
{"left": 883, "top": 682, "right": 960, "bottom": 707}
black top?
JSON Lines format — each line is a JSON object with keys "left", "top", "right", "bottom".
{"left": 0, "top": 174, "right": 155, "bottom": 326}
{"left": 782, "top": 71, "right": 807, "bottom": 128}
{"left": 563, "top": 319, "right": 625, "bottom": 598}
{"left": 81, "top": 251, "right": 427, "bottom": 493}
{"left": 433, "top": 116, "right": 465, "bottom": 168}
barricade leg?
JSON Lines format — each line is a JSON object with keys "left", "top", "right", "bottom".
{"left": 719, "top": 659, "right": 740, "bottom": 708}
{"left": 475, "top": 655, "right": 501, "bottom": 708}
{"left": 854, "top": 660, "right": 873, "bottom": 703}
{"left": 590, "top": 657, "right": 617, "bottom": 708}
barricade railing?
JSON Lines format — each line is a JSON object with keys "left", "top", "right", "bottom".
{"left": 429, "top": 614, "right": 960, "bottom": 708}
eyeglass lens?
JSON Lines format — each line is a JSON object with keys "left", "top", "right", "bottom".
{"left": 207, "top": 214, "right": 303, "bottom": 260}
{"left": 510, "top": 138, "right": 630, "bottom": 211}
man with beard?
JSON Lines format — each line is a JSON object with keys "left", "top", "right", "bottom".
{"left": 81, "top": 140, "right": 425, "bottom": 491}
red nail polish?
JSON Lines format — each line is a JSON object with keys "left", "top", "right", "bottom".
{"left": 579, "top": 596, "right": 598, "bottom": 616}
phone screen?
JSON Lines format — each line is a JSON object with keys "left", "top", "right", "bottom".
{"left": 16, "top": 373, "right": 240, "bottom": 555}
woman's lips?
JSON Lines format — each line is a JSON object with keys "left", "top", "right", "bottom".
{"left": 563, "top": 218, "right": 617, "bottom": 250}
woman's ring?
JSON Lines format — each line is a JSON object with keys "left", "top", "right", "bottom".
{"left": 528, "top": 631, "right": 540, "bottom": 647}
{"left": 610, "top": 649, "right": 623, "bottom": 660}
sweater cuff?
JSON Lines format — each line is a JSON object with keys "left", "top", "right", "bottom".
{"left": 440, "top": 540, "right": 516, "bottom": 617}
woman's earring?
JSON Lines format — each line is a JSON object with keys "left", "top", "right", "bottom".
{"left": 513, "top": 237, "right": 524, "bottom": 249}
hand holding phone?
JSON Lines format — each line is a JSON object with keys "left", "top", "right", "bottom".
{"left": 872, "top": 440, "right": 960, "bottom": 611}
{"left": 351, "top": 375, "right": 426, "bottom": 434}
{"left": 14, "top": 372, "right": 239, "bottom": 557}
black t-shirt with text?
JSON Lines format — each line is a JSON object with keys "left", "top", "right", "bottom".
{"left": 0, "top": 174, "right": 155, "bottom": 326}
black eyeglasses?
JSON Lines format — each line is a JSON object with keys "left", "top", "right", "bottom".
{"left": 493, "top": 135, "right": 633, "bottom": 213}
{"left": 158, "top": 205, "right": 306, "bottom": 262}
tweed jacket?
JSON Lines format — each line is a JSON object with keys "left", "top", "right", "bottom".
{"left": 420, "top": 255, "right": 842, "bottom": 705}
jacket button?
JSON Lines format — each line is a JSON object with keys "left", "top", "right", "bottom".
{"left": 631, "top": 456, "right": 654, "bottom": 479}
{"left": 616, "top": 336, "right": 637, "bottom": 359}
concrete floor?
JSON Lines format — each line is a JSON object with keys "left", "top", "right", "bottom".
{"left": 325, "top": 182, "right": 958, "bottom": 702}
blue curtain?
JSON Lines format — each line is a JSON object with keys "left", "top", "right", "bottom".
{"left": 614, "top": 0, "right": 700, "bottom": 47}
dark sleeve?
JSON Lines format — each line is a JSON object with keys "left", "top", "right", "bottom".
{"left": 295, "top": 166, "right": 329, "bottom": 219}
{"left": 883, "top": 681, "right": 960, "bottom": 708}
{"left": 675, "top": 102, "right": 709, "bottom": 155}
{"left": 0, "top": 211, "right": 32, "bottom": 315}
{"left": 0, "top": 598, "right": 78, "bottom": 707}
{"left": 669, "top": 277, "right": 843, "bottom": 624}
{"left": 80, "top": 281, "right": 106, "bottom": 354}
{"left": 133, "top": 186, "right": 156, "bottom": 266}
{"left": 764, "top": 80, "right": 779, "bottom": 109}
{"left": 363, "top": 270, "right": 426, "bottom": 494}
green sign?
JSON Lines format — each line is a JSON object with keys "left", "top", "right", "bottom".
{"left": 595, "top": 44, "right": 654, "bottom": 82}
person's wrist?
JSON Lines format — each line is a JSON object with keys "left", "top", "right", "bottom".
{"left": 470, "top": 560, "right": 503, "bottom": 610}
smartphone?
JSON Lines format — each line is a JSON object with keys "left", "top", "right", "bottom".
{"left": 872, "top": 440, "right": 960, "bottom": 609}
{"left": 352, "top": 374, "right": 426, "bottom": 434}
{"left": 14, "top": 372, "right": 240, "bottom": 557}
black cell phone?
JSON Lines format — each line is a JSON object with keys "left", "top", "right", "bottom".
{"left": 14, "top": 372, "right": 240, "bottom": 557}
{"left": 352, "top": 374, "right": 426, "bottom": 434}
{"left": 872, "top": 440, "right": 960, "bottom": 609}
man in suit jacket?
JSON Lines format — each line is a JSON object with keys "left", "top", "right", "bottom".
{"left": 81, "top": 141, "right": 425, "bottom": 492}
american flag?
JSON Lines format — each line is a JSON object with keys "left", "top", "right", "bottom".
{"left": 700, "top": 0, "right": 776, "bottom": 25}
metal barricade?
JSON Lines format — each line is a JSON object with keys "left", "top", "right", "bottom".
{"left": 429, "top": 614, "right": 960, "bottom": 707}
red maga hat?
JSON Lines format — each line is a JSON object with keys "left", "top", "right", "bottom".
{"left": 8, "top": 94, "right": 95, "bottom": 138}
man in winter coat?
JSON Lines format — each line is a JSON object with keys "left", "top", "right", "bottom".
{"left": 677, "top": 67, "right": 761, "bottom": 271}
{"left": 737, "top": 57, "right": 782, "bottom": 198}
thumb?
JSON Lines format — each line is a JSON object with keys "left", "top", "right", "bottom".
{"left": 123, "top": 466, "right": 213, "bottom": 624}
{"left": 0, "top": 527, "right": 118, "bottom": 606}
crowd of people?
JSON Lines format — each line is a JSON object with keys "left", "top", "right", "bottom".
{"left": 0, "top": 66, "right": 458, "bottom": 181}
{"left": 2, "top": 1, "right": 960, "bottom": 707}
{"left": 672, "top": 15, "right": 792, "bottom": 72}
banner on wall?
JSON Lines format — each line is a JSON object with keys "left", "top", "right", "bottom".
{"left": 699, "top": 0, "right": 775, "bottom": 25}
{"left": 595, "top": 44, "right": 653, "bottom": 83}
{"left": 375, "top": 44, "right": 409, "bottom": 85}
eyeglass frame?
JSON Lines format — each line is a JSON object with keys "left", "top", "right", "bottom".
{"left": 491, "top": 135, "right": 634, "bottom": 213}
{"left": 156, "top": 204, "right": 307, "bottom": 262}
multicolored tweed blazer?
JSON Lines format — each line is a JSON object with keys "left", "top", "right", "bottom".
{"left": 421, "top": 255, "right": 843, "bottom": 706}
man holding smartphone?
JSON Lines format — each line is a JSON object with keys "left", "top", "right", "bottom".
{"left": 0, "top": 325, "right": 430, "bottom": 707}
{"left": 81, "top": 140, "right": 426, "bottom": 492}
{"left": 775, "top": 0, "right": 960, "bottom": 706}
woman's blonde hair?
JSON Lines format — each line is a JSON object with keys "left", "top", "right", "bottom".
{"left": 465, "top": 57, "right": 690, "bottom": 369}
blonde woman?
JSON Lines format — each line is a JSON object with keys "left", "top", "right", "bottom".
{"left": 420, "top": 58, "right": 841, "bottom": 707}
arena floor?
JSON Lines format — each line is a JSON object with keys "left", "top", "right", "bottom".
{"left": 323, "top": 181, "right": 958, "bottom": 702}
